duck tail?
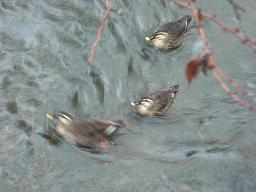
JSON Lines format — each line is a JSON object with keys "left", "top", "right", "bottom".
{"left": 185, "top": 15, "right": 192, "bottom": 25}
{"left": 179, "top": 15, "right": 192, "bottom": 30}
{"left": 108, "top": 120, "right": 126, "bottom": 129}
{"left": 169, "top": 84, "right": 179, "bottom": 92}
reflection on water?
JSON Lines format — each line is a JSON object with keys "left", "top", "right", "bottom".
{"left": 0, "top": 0, "right": 256, "bottom": 191}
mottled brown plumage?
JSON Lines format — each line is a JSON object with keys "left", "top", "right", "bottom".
{"left": 145, "top": 15, "right": 192, "bottom": 51}
{"left": 46, "top": 112, "right": 125, "bottom": 151}
{"left": 131, "top": 84, "right": 179, "bottom": 116}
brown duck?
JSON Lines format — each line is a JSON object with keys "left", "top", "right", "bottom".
{"left": 145, "top": 15, "right": 192, "bottom": 51}
{"left": 131, "top": 84, "right": 179, "bottom": 117}
{"left": 46, "top": 112, "right": 125, "bottom": 151}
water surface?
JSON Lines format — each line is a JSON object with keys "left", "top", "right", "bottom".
{"left": 1, "top": 0, "right": 256, "bottom": 191}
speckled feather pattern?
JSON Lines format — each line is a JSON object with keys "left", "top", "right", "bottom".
{"left": 134, "top": 85, "right": 179, "bottom": 116}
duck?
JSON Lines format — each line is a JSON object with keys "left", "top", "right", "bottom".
{"left": 145, "top": 15, "right": 192, "bottom": 51}
{"left": 46, "top": 111, "right": 126, "bottom": 151}
{"left": 131, "top": 84, "right": 179, "bottom": 117}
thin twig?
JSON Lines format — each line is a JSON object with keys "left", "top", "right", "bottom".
{"left": 87, "top": 0, "right": 112, "bottom": 65}
{"left": 201, "top": 13, "right": 256, "bottom": 53}
{"left": 212, "top": 70, "right": 254, "bottom": 109}
{"left": 214, "top": 67, "right": 244, "bottom": 94}
{"left": 171, "top": 0, "right": 256, "bottom": 53}
{"left": 170, "top": 0, "right": 255, "bottom": 109}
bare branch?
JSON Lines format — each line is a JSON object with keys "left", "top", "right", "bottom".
{"left": 212, "top": 70, "right": 255, "bottom": 110}
{"left": 171, "top": 0, "right": 256, "bottom": 53}
{"left": 170, "top": 0, "right": 255, "bottom": 109}
{"left": 201, "top": 13, "right": 256, "bottom": 53}
{"left": 87, "top": 0, "right": 112, "bottom": 65}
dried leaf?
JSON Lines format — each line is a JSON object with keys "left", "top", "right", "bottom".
{"left": 198, "top": 9, "right": 204, "bottom": 21}
{"left": 205, "top": 55, "right": 215, "bottom": 70}
{"left": 185, "top": 59, "right": 200, "bottom": 84}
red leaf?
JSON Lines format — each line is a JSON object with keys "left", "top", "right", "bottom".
{"left": 185, "top": 59, "right": 200, "bottom": 84}
{"left": 198, "top": 9, "right": 204, "bottom": 21}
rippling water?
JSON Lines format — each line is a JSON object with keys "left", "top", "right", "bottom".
{"left": 1, "top": 0, "right": 256, "bottom": 191}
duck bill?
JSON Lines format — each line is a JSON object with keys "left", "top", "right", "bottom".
{"left": 130, "top": 101, "right": 138, "bottom": 107}
{"left": 144, "top": 36, "right": 151, "bottom": 43}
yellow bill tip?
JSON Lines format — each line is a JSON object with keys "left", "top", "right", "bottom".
{"left": 145, "top": 36, "right": 150, "bottom": 42}
{"left": 131, "top": 101, "right": 136, "bottom": 107}
{"left": 46, "top": 113, "right": 54, "bottom": 120}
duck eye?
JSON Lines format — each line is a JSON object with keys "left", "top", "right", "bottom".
{"left": 155, "top": 32, "right": 168, "bottom": 38}
{"left": 143, "top": 98, "right": 153, "bottom": 102}
{"left": 140, "top": 99, "right": 153, "bottom": 106}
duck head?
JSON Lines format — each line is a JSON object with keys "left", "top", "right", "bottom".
{"left": 145, "top": 32, "right": 170, "bottom": 51}
{"left": 131, "top": 98, "right": 155, "bottom": 116}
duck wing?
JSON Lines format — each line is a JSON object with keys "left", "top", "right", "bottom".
{"left": 144, "top": 84, "right": 179, "bottom": 112}
{"left": 147, "top": 84, "right": 178, "bottom": 101}
{"left": 143, "top": 92, "right": 170, "bottom": 113}
{"left": 58, "top": 119, "right": 107, "bottom": 148}
{"left": 156, "top": 15, "right": 191, "bottom": 37}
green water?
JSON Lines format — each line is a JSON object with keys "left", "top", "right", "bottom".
{"left": 0, "top": 0, "right": 256, "bottom": 191}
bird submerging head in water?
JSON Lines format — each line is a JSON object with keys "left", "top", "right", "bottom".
{"left": 46, "top": 111, "right": 126, "bottom": 152}
{"left": 145, "top": 15, "right": 192, "bottom": 51}
{"left": 131, "top": 84, "right": 179, "bottom": 117}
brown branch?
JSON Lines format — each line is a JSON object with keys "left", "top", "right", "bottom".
{"left": 87, "top": 0, "right": 112, "bottom": 65}
{"left": 170, "top": 0, "right": 255, "bottom": 109}
{"left": 201, "top": 13, "right": 256, "bottom": 53}
{"left": 214, "top": 66, "right": 244, "bottom": 94}
{"left": 212, "top": 70, "right": 254, "bottom": 109}
{"left": 171, "top": 0, "right": 256, "bottom": 53}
